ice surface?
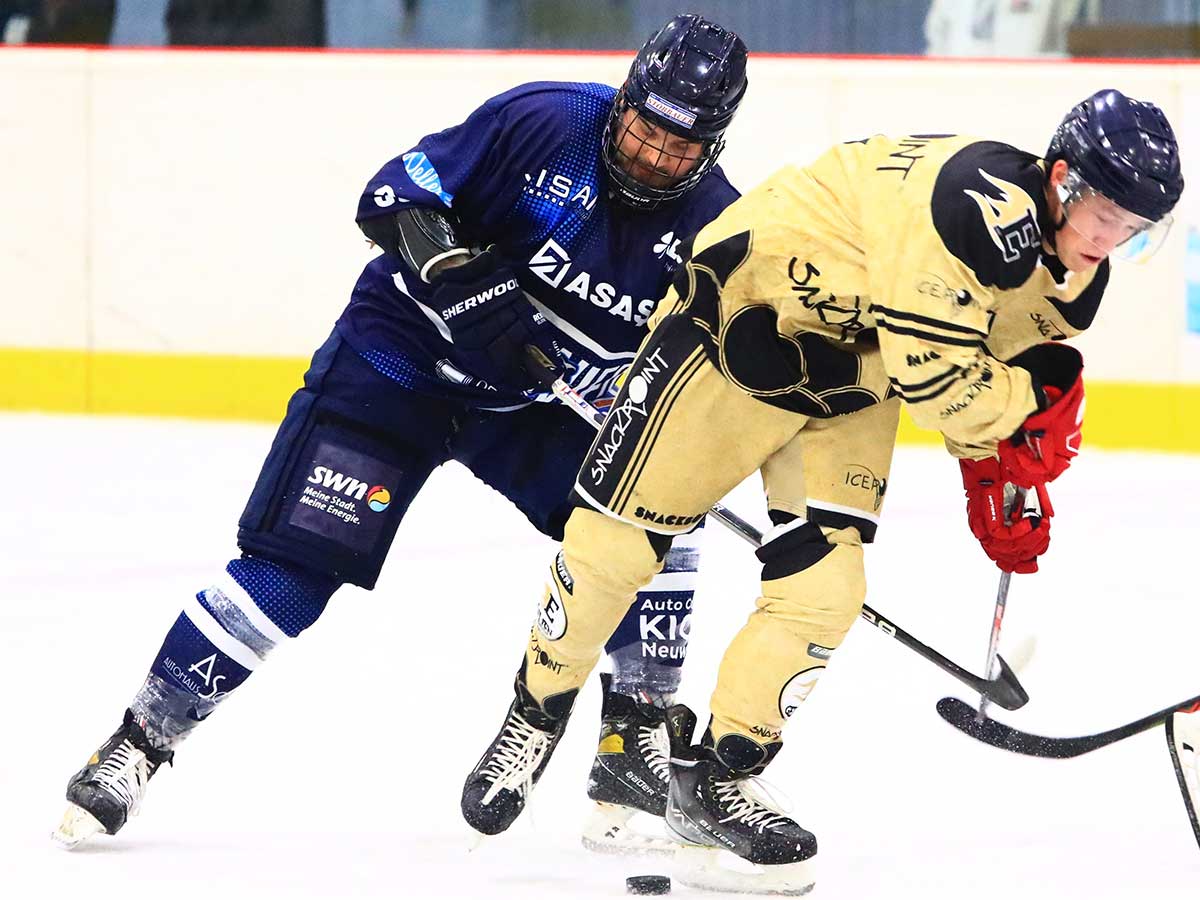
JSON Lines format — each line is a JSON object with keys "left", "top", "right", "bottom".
{"left": 3, "top": 412, "right": 1199, "bottom": 899}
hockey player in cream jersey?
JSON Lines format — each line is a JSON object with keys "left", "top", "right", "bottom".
{"left": 460, "top": 89, "right": 1183, "bottom": 893}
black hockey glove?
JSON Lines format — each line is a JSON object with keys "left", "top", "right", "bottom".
{"left": 428, "top": 250, "right": 561, "bottom": 392}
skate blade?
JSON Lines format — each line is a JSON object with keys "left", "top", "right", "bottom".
{"left": 52, "top": 803, "right": 106, "bottom": 850}
{"left": 580, "top": 803, "right": 678, "bottom": 857}
{"left": 673, "top": 845, "right": 815, "bottom": 896}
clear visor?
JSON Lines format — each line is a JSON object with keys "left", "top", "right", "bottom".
{"left": 1056, "top": 169, "right": 1173, "bottom": 264}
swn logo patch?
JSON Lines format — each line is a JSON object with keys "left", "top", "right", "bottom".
{"left": 307, "top": 466, "right": 369, "bottom": 501}
{"left": 528, "top": 238, "right": 656, "bottom": 326}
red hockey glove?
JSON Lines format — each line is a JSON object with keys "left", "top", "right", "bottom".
{"left": 999, "top": 344, "right": 1085, "bottom": 487}
{"left": 959, "top": 457, "right": 1053, "bottom": 574}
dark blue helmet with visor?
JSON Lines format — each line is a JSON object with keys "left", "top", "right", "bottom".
{"left": 1046, "top": 89, "right": 1184, "bottom": 263}
{"left": 603, "top": 14, "right": 748, "bottom": 209}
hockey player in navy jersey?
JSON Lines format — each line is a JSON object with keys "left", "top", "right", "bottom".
{"left": 55, "top": 15, "right": 747, "bottom": 853}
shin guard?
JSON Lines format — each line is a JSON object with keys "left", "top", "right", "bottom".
{"left": 709, "top": 519, "right": 866, "bottom": 749}
{"left": 131, "top": 556, "right": 338, "bottom": 748}
{"left": 526, "top": 509, "right": 667, "bottom": 704}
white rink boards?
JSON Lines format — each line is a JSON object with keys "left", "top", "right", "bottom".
{"left": 2, "top": 411, "right": 1199, "bottom": 900}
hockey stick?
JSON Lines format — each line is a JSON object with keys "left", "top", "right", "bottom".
{"left": 523, "top": 347, "right": 1029, "bottom": 711}
{"left": 936, "top": 694, "right": 1200, "bottom": 759}
{"left": 977, "top": 484, "right": 1026, "bottom": 722}
{"left": 1165, "top": 714, "right": 1200, "bottom": 850}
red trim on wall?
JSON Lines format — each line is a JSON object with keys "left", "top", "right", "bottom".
{"left": 1, "top": 43, "right": 1199, "bottom": 65}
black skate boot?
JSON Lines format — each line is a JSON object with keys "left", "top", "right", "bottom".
{"left": 666, "top": 733, "right": 816, "bottom": 895}
{"left": 461, "top": 661, "right": 577, "bottom": 836}
{"left": 53, "top": 709, "right": 174, "bottom": 848}
{"left": 581, "top": 673, "right": 696, "bottom": 855}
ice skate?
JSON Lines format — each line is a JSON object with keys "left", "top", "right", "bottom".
{"left": 581, "top": 673, "right": 696, "bottom": 856}
{"left": 665, "top": 744, "right": 816, "bottom": 895}
{"left": 53, "top": 709, "right": 173, "bottom": 849}
{"left": 461, "top": 662, "right": 576, "bottom": 836}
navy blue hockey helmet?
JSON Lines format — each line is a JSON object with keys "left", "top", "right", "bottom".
{"left": 1046, "top": 89, "right": 1183, "bottom": 255}
{"left": 603, "top": 14, "right": 748, "bottom": 208}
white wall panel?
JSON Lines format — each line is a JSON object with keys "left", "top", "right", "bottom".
{"left": 0, "top": 50, "right": 90, "bottom": 349}
{"left": 3, "top": 48, "right": 1197, "bottom": 383}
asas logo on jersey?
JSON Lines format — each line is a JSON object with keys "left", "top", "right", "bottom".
{"left": 653, "top": 232, "right": 683, "bottom": 264}
{"left": 365, "top": 486, "right": 391, "bottom": 513}
{"left": 964, "top": 169, "right": 1040, "bottom": 263}
{"left": 528, "top": 238, "right": 656, "bottom": 326}
{"left": 307, "top": 466, "right": 370, "bottom": 501}
{"left": 523, "top": 169, "right": 598, "bottom": 217}
{"left": 402, "top": 152, "right": 454, "bottom": 207}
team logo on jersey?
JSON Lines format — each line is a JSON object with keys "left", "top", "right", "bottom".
{"left": 402, "top": 152, "right": 454, "bottom": 207}
{"left": 653, "top": 231, "right": 683, "bottom": 264}
{"left": 964, "top": 169, "right": 1040, "bottom": 263}
{"left": 527, "top": 238, "right": 656, "bottom": 326}
{"left": 523, "top": 169, "right": 598, "bottom": 214}
{"left": 787, "top": 257, "right": 865, "bottom": 340}
{"left": 536, "top": 585, "right": 567, "bottom": 641}
{"left": 365, "top": 486, "right": 391, "bottom": 513}
{"left": 844, "top": 464, "right": 887, "bottom": 511}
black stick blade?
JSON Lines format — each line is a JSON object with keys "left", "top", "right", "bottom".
{"left": 936, "top": 697, "right": 1094, "bottom": 759}
{"left": 987, "top": 655, "right": 1030, "bottom": 711}
{"left": 939, "top": 692, "right": 1200, "bottom": 760}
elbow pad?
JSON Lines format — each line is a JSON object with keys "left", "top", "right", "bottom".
{"left": 358, "top": 206, "right": 471, "bottom": 283}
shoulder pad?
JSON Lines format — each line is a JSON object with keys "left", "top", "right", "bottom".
{"left": 932, "top": 142, "right": 1047, "bottom": 290}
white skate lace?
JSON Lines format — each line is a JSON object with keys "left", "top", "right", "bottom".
{"left": 714, "top": 777, "right": 793, "bottom": 833}
{"left": 637, "top": 724, "right": 671, "bottom": 783}
{"left": 92, "top": 740, "right": 151, "bottom": 818}
{"left": 479, "top": 711, "right": 552, "bottom": 806}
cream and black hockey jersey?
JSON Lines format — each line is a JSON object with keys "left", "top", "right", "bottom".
{"left": 654, "top": 133, "right": 1107, "bottom": 454}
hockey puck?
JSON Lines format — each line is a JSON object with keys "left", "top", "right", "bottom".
{"left": 626, "top": 874, "right": 671, "bottom": 895}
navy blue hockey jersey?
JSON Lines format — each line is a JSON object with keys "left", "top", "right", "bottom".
{"left": 337, "top": 81, "right": 739, "bottom": 409}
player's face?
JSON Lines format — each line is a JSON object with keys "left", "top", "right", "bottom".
{"left": 1056, "top": 191, "right": 1143, "bottom": 269}
{"left": 612, "top": 107, "right": 704, "bottom": 190}
{"left": 1047, "top": 162, "right": 1161, "bottom": 270}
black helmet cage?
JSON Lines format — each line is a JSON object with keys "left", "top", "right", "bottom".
{"left": 602, "top": 89, "right": 726, "bottom": 209}
{"left": 603, "top": 14, "right": 748, "bottom": 210}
